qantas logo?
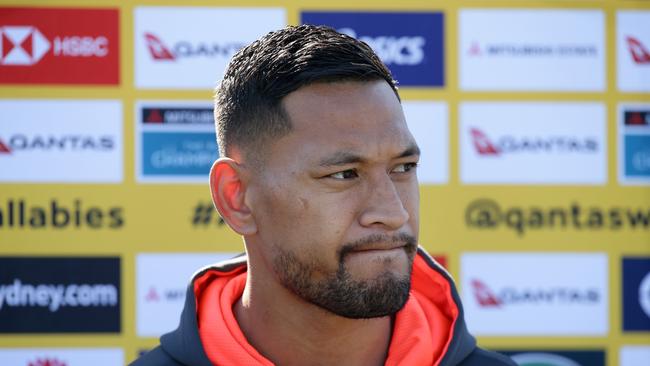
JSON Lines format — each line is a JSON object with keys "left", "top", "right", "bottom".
{"left": 471, "top": 279, "right": 502, "bottom": 307}
{"left": 627, "top": 36, "right": 650, "bottom": 65}
{"left": 471, "top": 279, "right": 601, "bottom": 308}
{"left": 0, "top": 134, "right": 114, "bottom": 154}
{"left": 470, "top": 129, "right": 500, "bottom": 155}
{"left": 0, "top": 25, "right": 109, "bottom": 66}
{"left": 143, "top": 32, "right": 244, "bottom": 61}
{"left": 144, "top": 33, "right": 175, "bottom": 60}
{"left": 28, "top": 358, "right": 67, "bottom": 366}
{"left": 469, "top": 128, "right": 599, "bottom": 156}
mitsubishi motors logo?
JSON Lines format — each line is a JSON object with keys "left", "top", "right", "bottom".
{"left": 145, "top": 286, "right": 160, "bottom": 302}
{"left": 0, "top": 139, "right": 11, "bottom": 154}
{"left": 28, "top": 358, "right": 67, "bottom": 366}
{"left": 0, "top": 26, "right": 50, "bottom": 65}
{"left": 627, "top": 36, "right": 650, "bottom": 65}
{"left": 468, "top": 41, "right": 482, "bottom": 56}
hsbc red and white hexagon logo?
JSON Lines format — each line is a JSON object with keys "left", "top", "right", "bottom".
{"left": 0, "top": 7, "right": 119, "bottom": 85}
{"left": 0, "top": 26, "right": 50, "bottom": 65}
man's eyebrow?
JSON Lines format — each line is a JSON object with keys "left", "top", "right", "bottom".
{"left": 319, "top": 152, "right": 364, "bottom": 167}
{"left": 398, "top": 143, "right": 421, "bottom": 159}
{"left": 318, "top": 143, "right": 420, "bottom": 167}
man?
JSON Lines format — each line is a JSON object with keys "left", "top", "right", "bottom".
{"left": 132, "top": 25, "right": 515, "bottom": 366}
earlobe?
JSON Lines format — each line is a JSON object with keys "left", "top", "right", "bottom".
{"left": 209, "top": 158, "right": 257, "bottom": 235}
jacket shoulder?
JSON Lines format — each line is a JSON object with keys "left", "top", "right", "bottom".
{"left": 457, "top": 347, "right": 517, "bottom": 366}
{"left": 129, "top": 346, "right": 184, "bottom": 366}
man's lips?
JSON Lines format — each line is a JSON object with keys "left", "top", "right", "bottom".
{"left": 339, "top": 233, "right": 417, "bottom": 260}
{"left": 347, "top": 242, "right": 407, "bottom": 252}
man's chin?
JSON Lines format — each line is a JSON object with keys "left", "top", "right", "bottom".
{"left": 325, "top": 273, "right": 412, "bottom": 319}
{"left": 342, "top": 247, "right": 413, "bottom": 282}
{"left": 273, "top": 244, "right": 414, "bottom": 319}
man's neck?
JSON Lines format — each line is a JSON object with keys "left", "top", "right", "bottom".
{"left": 234, "top": 269, "right": 392, "bottom": 366}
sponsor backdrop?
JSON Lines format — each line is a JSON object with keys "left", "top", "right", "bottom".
{"left": 0, "top": 0, "right": 648, "bottom": 365}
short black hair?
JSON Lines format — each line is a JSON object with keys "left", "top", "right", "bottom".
{"left": 214, "top": 24, "right": 399, "bottom": 162}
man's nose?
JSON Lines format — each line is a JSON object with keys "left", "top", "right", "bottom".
{"left": 358, "top": 174, "right": 410, "bottom": 230}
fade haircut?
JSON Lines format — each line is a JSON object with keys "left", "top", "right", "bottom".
{"left": 214, "top": 24, "right": 399, "bottom": 163}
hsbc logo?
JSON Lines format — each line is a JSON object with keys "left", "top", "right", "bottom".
{"left": 471, "top": 279, "right": 601, "bottom": 308}
{"left": 469, "top": 128, "right": 599, "bottom": 156}
{"left": 0, "top": 25, "right": 109, "bottom": 66}
{"left": 0, "top": 7, "right": 119, "bottom": 85}
{"left": 0, "top": 134, "right": 115, "bottom": 155}
{"left": 143, "top": 32, "right": 244, "bottom": 61}
{"left": 0, "top": 26, "right": 49, "bottom": 65}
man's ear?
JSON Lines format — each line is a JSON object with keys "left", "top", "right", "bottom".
{"left": 209, "top": 158, "right": 257, "bottom": 235}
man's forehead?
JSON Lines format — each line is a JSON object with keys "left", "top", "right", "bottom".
{"left": 275, "top": 80, "right": 416, "bottom": 162}
{"left": 283, "top": 81, "right": 404, "bottom": 129}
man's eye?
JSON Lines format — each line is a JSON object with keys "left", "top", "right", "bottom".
{"left": 329, "top": 169, "right": 358, "bottom": 180}
{"left": 393, "top": 162, "right": 418, "bottom": 173}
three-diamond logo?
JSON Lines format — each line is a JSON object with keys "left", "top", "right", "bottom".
{"left": 0, "top": 26, "right": 50, "bottom": 65}
{"left": 0, "top": 139, "right": 10, "bottom": 154}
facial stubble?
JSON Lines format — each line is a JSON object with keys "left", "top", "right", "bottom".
{"left": 273, "top": 234, "right": 417, "bottom": 319}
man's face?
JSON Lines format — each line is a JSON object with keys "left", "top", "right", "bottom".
{"left": 247, "top": 80, "right": 420, "bottom": 318}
